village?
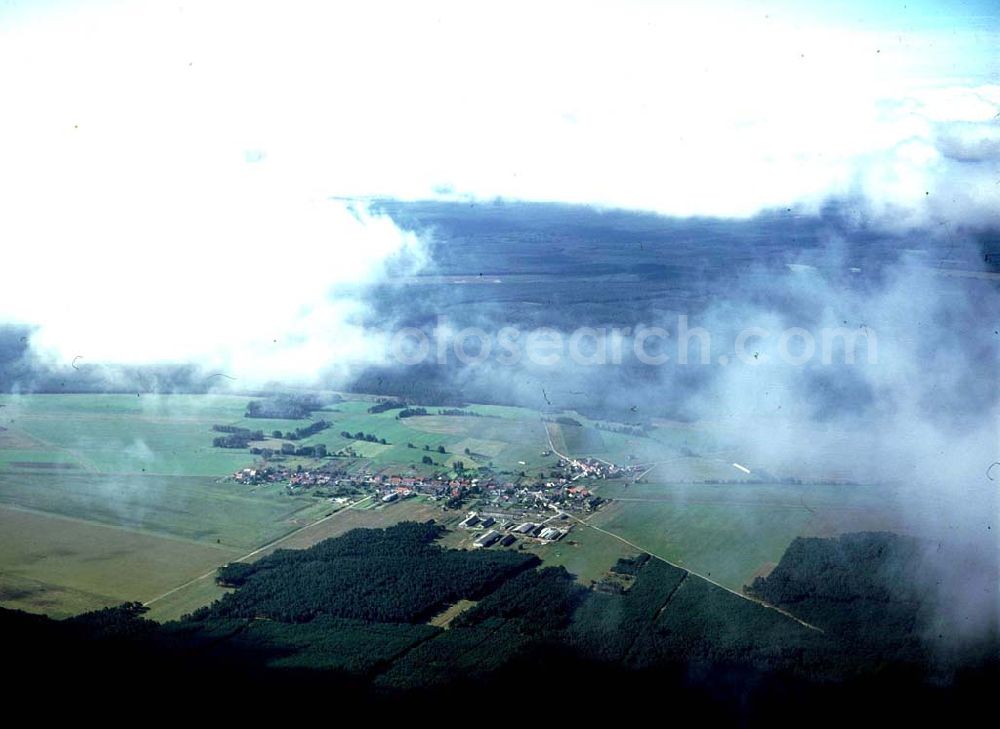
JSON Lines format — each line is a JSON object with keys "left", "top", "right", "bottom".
{"left": 230, "top": 462, "right": 608, "bottom": 511}
{"left": 226, "top": 449, "right": 646, "bottom": 550}
{"left": 551, "top": 453, "right": 642, "bottom": 481}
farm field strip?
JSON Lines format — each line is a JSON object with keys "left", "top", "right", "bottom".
{"left": 0, "top": 470, "right": 327, "bottom": 550}
{"left": 0, "top": 504, "right": 240, "bottom": 618}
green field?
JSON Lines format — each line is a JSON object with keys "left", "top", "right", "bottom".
{"left": 323, "top": 405, "right": 554, "bottom": 472}
{"left": 0, "top": 469, "right": 331, "bottom": 550}
{"left": 0, "top": 393, "right": 252, "bottom": 475}
{"left": 522, "top": 520, "right": 633, "bottom": 584}
{"left": 0, "top": 505, "right": 239, "bottom": 617}
{"left": 587, "top": 480, "right": 899, "bottom": 590}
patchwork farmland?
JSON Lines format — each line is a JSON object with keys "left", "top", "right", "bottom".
{"left": 0, "top": 393, "right": 899, "bottom": 620}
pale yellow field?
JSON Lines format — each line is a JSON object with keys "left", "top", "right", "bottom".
{"left": 0, "top": 505, "right": 240, "bottom": 618}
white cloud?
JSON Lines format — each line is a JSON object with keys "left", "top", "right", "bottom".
{"left": 0, "top": 0, "right": 997, "bottom": 377}
{"left": 3, "top": 1, "right": 996, "bottom": 216}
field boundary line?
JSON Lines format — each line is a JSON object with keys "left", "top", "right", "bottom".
{"left": 143, "top": 494, "right": 373, "bottom": 608}
{"left": 0, "top": 502, "right": 244, "bottom": 553}
{"left": 4, "top": 424, "right": 100, "bottom": 473}
{"left": 568, "top": 512, "right": 823, "bottom": 633}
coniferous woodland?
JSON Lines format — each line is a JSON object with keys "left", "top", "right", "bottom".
{"left": 200, "top": 522, "right": 538, "bottom": 623}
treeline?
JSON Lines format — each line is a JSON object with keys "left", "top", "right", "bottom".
{"left": 340, "top": 430, "right": 388, "bottom": 445}
{"left": 368, "top": 399, "right": 407, "bottom": 414}
{"left": 284, "top": 420, "right": 329, "bottom": 440}
{"left": 272, "top": 442, "right": 327, "bottom": 458}
{"left": 595, "top": 422, "right": 648, "bottom": 438}
{"left": 212, "top": 421, "right": 328, "bottom": 448}
{"left": 398, "top": 407, "right": 428, "bottom": 418}
{"left": 213, "top": 427, "right": 264, "bottom": 448}
{"left": 246, "top": 394, "right": 327, "bottom": 420}
{"left": 398, "top": 407, "right": 483, "bottom": 419}
{"left": 199, "top": 522, "right": 538, "bottom": 624}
